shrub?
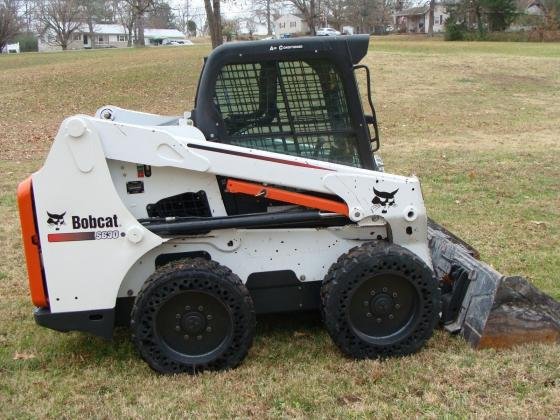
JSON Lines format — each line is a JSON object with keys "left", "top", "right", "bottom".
{"left": 14, "top": 33, "right": 37, "bottom": 52}
{"left": 445, "top": 21, "right": 467, "bottom": 40}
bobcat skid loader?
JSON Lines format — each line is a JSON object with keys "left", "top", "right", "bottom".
{"left": 17, "top": 35, "right": 534, "bottom": 374}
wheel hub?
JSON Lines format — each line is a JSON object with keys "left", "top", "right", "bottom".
{"left": 181, "top": 312, "right": 206, "bottom": 334}
{"left": 156, "top": 290, "right": 233, "bottom": 359}
{"left": 370, "top": 293, "right": 394, "bottom": 316}
{"left": 349, "top": 273, "right": 419, "bottom": 342}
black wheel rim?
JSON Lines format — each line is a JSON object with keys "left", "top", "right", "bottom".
{"left": 155, "top": 290, "right": 233, "bottom": 365}
{"left": 348, "top": 272, "right": 420, "bottom": 345}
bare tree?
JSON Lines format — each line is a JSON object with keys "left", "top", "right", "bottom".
{"left": 203, "top": 0, "right": 222, "bottom": 48}
{"left": 125, "top": 0, "right": 154, "bottom": 46}
{"left": 175, "top": 0, "right": 192, "bottom": 35}
{"left": 35, "top": 0, "right": 82, "bottom": 50}
{"left": 114, "top": 0, "right": 134, "bottom": 45}
{"left": 21, "top": 0, "right": 35, "bottom": 32}
{"left": 253, "top": 0, "right": 277, "bottom": 35}
{"left": 323, "top": 0, "right": 345, "bottom": 29}
{"left": 285, "top": 0, "right": 317, "bottom": 34}
{"left": 80, "top": 0, "right": 108, "bottom": 48}
{"left": 0, "top": 0, "right": 21, "bottom": 52}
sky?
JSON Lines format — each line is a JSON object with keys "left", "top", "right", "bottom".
{"left": 169, "top": 0, "right": 277, "bottom": 35}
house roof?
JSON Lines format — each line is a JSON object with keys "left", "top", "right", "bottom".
{"left": 395, "top": 5, "right": 429, "bottom": 17}
{"left": 274, "top": 13, "right": 305, "bottom": 23}
{"left": 79, "top": 24, "right": 186, "bottom": 39}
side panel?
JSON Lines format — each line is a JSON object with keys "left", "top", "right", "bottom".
{"left": 107, "top": 161, "right": 227, "bottom": 219}
{"left": 117, "top": 225, "right": 387, "bottom": 298}
{"left": 32, "top": 117, "right": 163, "bottom": 313}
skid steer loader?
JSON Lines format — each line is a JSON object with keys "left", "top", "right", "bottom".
{"left": 17, "top": 35, "right": 554, "bottom": 374}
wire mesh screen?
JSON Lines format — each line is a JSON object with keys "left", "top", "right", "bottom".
{"left": 213, "top": 59, "right": 361, "bottom": 167}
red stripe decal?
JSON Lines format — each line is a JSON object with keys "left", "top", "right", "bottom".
{"left": 48, "top": 232, "right": 96, "bottom": 242}
{"left": 187, "top": 143, "right": 335, "bottom": 171}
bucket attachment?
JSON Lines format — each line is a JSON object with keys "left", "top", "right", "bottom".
{"left": 428, "top": 220, "right": 560, "bottom": 349}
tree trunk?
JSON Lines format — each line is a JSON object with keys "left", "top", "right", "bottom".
{"left": 475, "top": 4, "right": 483, "bottom": 38}
{"left": 428, "top": 0, "right": 435, "bottom": 37}
{"left": 88, "top": 18, "right": 95, "bottom": 49}
{"left": 309, "top": 0, "right": 316, "bottom": 35}
{"left": 266, "top": 0, "right": 272, "bottom": 35}
{"left": 137, "top": 13, "right": 145, "bottom": 46}
{"left": 204, "top": 0, "right": 222, "bottom": 49}
{"left": 127, "top": 25, "right": 133, "bottom": 47}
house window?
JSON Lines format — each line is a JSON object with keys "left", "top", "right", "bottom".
{"left": 440, "top": 15, "right": 443, "bottom": 25}
{"left": 280, "top": 22, "right": 285, "bottom": 28}
{"left": 73, "top": 33, "right": 81, "bottom": 41}
{"left": 290, "top": 21, "right": 296, "bottom": 28}
{"left": 97, "top": 35, "right": 107, "bottom": 44}
{"left": 118, "top": 35, "right": 127, "bottom": 42}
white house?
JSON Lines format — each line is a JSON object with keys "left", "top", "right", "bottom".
{"left": 274, "top": 14, "right": 310, "bottom": 37}
{"left": 38, "top": 24, "right": 187, "bottom": 52}
{"left": 395, "top": 2, "right": 451, "bottom": 33}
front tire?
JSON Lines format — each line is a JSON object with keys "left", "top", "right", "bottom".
{"left": 321, "top": 242, "right": 440, "bottom": 359}
{"left": 131, "top": 258, "right": 255, "bottom": 374}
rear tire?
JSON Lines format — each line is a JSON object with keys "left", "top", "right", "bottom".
{"left": 321, "top": 242, "right": 440, "bottom": 358}
{"left": 131, "top": 258, "right": 255, "bottom": 374}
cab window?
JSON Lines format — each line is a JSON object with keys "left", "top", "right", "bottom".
{"left": 213, "top": 59, "right": 361, "bottom": 167}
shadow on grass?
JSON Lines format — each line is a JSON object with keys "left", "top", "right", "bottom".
{"left": 51, "top": 311, "right": 326, "bottom": 369}
{"left": 256, "top": 310, "right": 323, "bottom": 336}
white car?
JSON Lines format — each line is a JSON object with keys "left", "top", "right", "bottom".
{"left": 316, "top": 27, "right": 341, "bottom": 36}
{"left": 163, "top": 39, "right": 194, "bottom": 46}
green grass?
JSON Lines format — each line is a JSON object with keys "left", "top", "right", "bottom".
{"left": 1, "top": 38, "right": 560, "bottom": 417}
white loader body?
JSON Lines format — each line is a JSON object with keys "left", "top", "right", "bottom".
{"left": 31, "top": 106, "right": 430, "bottom": 315}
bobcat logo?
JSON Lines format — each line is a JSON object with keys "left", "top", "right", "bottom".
{"left": 47, "top": 211, "right": 66, "bottom": 230}
{"left": 372, "top": 187, "right": 399, "bottom": 214}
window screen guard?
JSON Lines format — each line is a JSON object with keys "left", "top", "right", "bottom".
{"left": 213, "top": 59, "right": 361, "bottom": 167}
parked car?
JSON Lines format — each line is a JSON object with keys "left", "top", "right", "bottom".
{"left": 316, "top": 27, "right": 341, "bottom": 36}
{"left": 163, "top": 39, "right": 194, "bottom": 46}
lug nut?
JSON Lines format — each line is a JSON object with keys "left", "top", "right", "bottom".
{"left": 206, "top": 326, "right": 212, "bottom": 332}
{"left": 175, "top": 313, "right": 181, "bottom": 319}
{"left": 370, "top": 290, "right": 376, "bottom": 296}
{"left": 388, "top": 314, "right": 394, "bottom": 320}
{"left": 207, "top": 314, "right": 213, "bottom": 320}
{"left": 184, "top": 334, "right": 189, "bottom": 340}
{"left": 366, "top": 312, "right": 372, "bottom": 318}
{"left": 198, "top": 306, "right": 204, "bottom": 311}
{"left": 382, "top": 287, "right": 388, "bottom": 293}
{"left": 185, "top": 306, "right": 191, "bottom": 311}
{"left": 395, "top": 304, "right": 401, "bottom": 309}
{"left": 392, "top": 292, "right": 398, "bottom": 298}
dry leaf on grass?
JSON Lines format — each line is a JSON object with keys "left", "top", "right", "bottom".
{"left": 13, "top": 351, "right": 36, "bottom": 360}
{"left": 337, "top": 394, "right": 362, "bottom": 406}
{"left": 530, "top": 221, "right": 547, "bottom": 227}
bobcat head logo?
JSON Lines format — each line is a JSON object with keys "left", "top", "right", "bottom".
{"left": 47, "top": 211, "right": 66, "bottom": 230}
{"left": 372, "top": 187, "right": 399, "bottom": 214}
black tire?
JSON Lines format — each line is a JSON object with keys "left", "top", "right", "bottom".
{"left": 321, "top": 241, "right": 440, "bottom": 359}
{"left": 131, "top": 258, "right": 255, "bottom": 374}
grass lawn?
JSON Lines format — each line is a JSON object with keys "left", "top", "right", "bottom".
{"left": 1, "top": 37, "right": 559, "bottom": 417}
